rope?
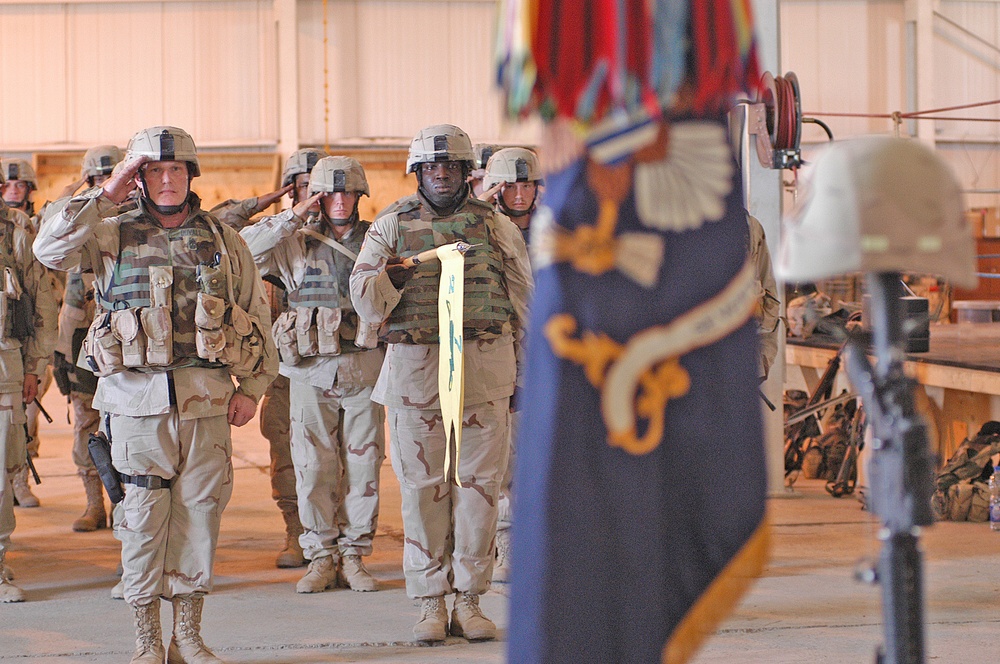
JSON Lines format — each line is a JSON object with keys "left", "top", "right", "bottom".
{"left": 805, "top": 98, "right": 1000, "bottom": 123}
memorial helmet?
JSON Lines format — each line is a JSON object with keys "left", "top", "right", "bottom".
{"left": 405, "top": 124, "right": 475, "bottom": 174}
{"left": 777, "top": 136, "right": 977, "bottom": 289}
{"left": 126, "top": 126, "right": 200, "bottom": 177}
{"left": 1, "top": 158, "right": 37, "bottom": 190}
{"left": 483, "top": 147, "right": 545, "bottom": 189}
{"left": 282, "top": 148, "right": 326, "bottom": 187}
{"left": 81, "top": 145, "right": 124, "bottom": 180}
{"left": 308, "top": 156, "right": 370, "bottom": 197}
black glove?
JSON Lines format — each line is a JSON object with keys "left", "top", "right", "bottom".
{"left": 386, "top": 257, "right": 415, "bottom": 289}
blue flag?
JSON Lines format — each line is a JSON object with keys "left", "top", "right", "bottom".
{"left": 507, "top": 118, "right": 769, "bottom": 663}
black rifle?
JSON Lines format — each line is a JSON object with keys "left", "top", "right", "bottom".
{"left": 22, "top": 424, "right": 40, "bottom": 485}
{"left": 33, "top": 398, "right": 53, "bottom": 424}
{"left": 843, "top": 273, "right": 932, "bottom": 664}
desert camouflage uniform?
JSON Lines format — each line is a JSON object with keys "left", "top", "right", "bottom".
{"left": 350, "top": 191, "right": 532, "bottom": 598}
{"left": 0, "top": 202, "right": 58, "bottom": 577}
{"left": 243, "top": 210, "right": 385, "bottom": 563}
{"left": 33, "top": 190, "right": 277, "bottom": 605}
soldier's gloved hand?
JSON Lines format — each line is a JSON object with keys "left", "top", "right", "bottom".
{"left": 386, "top": 257, "right": 415, "bottom": 289}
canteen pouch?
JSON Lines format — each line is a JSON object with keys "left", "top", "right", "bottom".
{"left": 84, "top": 311, "right": 125, "bottom": 377}
{"left": 295, "top": 306, "right": 318, "bottom": 358}
{"left": 273, "top": 310, "right": 301, "bottom": 365}
{"left": 223, "top": 304, "right": 264, "bottom": 376}
{"left": 142, "top": 266, "right": 173, "bottom": 366}
{"left": 316, "top": 306, "right": 342, "bottom": 356}
{"left": 111, "top": 308, "right": 146, "bottom": 368}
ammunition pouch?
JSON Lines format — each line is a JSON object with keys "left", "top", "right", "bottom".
{"left": 111, "top": 308, "right": 145, "bottom": 367}
{"left": 273, "top": 305, "right": 352, "bottom": 365}
{"left": 53, "top": 351, "right": 73, "bottom": 396}
{"left": 3, "top": 266, "right": 33, "bottom": 342}
{"left": 84, "top": 311, "right": 126, "bottom": 377}
{"left": 194, "top": 292, "right": 227, "bottom": 362}
{"left": 87, "top": 431, "right": 124, "bottom": 504}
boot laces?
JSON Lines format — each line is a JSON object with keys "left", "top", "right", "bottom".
{"left": 420, "top": 595, "right": 445, "bottom": 619}
{"left": 457, "top": 592, "right": 485, "bottom": 618}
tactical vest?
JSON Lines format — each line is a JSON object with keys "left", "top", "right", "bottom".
{"left": 0, "top": 214, "right": 20, "bottom": 341}
{"left": 96, "top": 211, "right": 225, "bottom": 364}
{"left": 382, "top": 201, "right": 514, "bottom": 344}
{"left": 282, "top": 221, "right": 368, "bottom": 357}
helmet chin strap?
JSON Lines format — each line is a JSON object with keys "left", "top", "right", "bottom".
{"left": 420, "top": 182, "right": 470, "bottom": 216}
{"left": 497, "top": 189, "right": 536, "bottom": 218}
{"left": 320, "top": 199, "right": 359, "bottom": 229}
{"left": 138, "top": 172, "right": 190, "bottom": 216}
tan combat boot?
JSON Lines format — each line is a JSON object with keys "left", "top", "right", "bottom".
{"left": 0, "top": 562, "right": 24, "bottom": 603}
{"left": 413, "top": 595, "right": 448, "bottom": 642}
{"left": 11, "top": 467, "right": 39, "bottom": 508}
{"left": 295, "top": 555, "right": 338, "bottom": 593}
{"left": 275, "top": 510, "right": 306, "bottom": 568}
{"left": 338, "top": 554, "right": 379, "bottom": 592}
{"left": 166, "top": 593, "right": 222, "bottom": 663}
{"left": 492, "top": 528, "right": 511, "bottom": 584}
{"left": 450, "top": 592, "right": 496, "bottom": 641}
{"left": 73, "top": 470, "right": 108, "bottom": 532}
{"left": 129, "top": 600, "right": 165, "bottom": 663}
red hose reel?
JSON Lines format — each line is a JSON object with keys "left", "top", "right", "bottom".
{"left": 752, "top": 71, "right": 803, "bottom": 170}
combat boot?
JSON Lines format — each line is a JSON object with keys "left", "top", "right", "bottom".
{"left": 450, "top": 592, "right": 496, "bottom": 641}
{"left": 111, "top": 579, "right": 125, "bottom": 600}
{"left": 275, "top": 510, "right": 306, "bottom": 568}
{"left": 129, "top": 600, "right": 165, "bottom": 663}
{"left": 73, "top": 470, "right": 108, "bottom": 532}
{"left": 413, "top": 595, "right": 448, "bottom": 642}
{"left": 338, "top": 554, "right": 379, "bottom": 592}
{"left": 166, "top": 593, "right": 222, "bottom": 663}
{"left": 0, "top": 563, "right": 24, "bottom": 603}
{"left": 492, "top": 528, "right": 511, "bottom": 583}
{"left": 11, "top": 467, "right": 39, "bottom": 508}
{"left": 295, "top": 555, "right": 338, "bottom": 593}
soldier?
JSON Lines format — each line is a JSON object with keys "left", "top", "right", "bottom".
{"left": 243, "top": 155, "right": 386, "bottom": 593}
{"left": 33, "top": 126, "right": 277, "bottom": 663}
{"left": 479, "top": 146, "right": 544, "bottom": 587}
{"left": 0, "top": 165, "right": 58, "bottom": 603}
{"left": 350, "top": 124, "right": 532, "bottom": 642}
{"left": 53, "top": 146, "right": 126, "bottom": 532}
{"left": 0, "top": 159, "right": 38, "bottom": 222}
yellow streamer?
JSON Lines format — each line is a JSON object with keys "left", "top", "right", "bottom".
{"left": 438, "top": 244, "right": 466, "bottom": 486}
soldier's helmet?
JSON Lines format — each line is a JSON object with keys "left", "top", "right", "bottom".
{"left": 483, "top": 147, "right": 545, "bottom": 190}
{"left": 308, "top": 156, "right": 370, "bottom": 197}
{"left": 777, "top": 136, "right": 977, "bottom": 289}
{"left": 473, "top": 144, "right": 502, "bottom": 171}
{"left": 282, "top": 148, "right": 326, "bottom": 187}
{"left": 81, "top": 145, "right": 124, "bottom": 180}
{"left": 126, "top": 126, "right": 201, "bottom": 177}
{"left": 406, "top": 124, "right": 475, "bottom": 174}
{"left": 1, "top": 158, "right": 37, "bottom": 190}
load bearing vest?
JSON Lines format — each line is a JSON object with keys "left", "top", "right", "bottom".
{"left": 383, "top": 210, "right": 514, "bottom": 345}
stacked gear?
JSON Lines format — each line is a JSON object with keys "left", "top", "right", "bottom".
{"left": 126, "top": 126, "right": 200, "bottom": 216}
{"left": 932, "top": 422, "right": 1000, "bottom": 522}
{"left": 483, "top": 147, "right": 544, "bottom": 217}
{"left": 81, "top": 145, "right": 124, "bottom": 183}
{"left": 405, "top": 124, "right": 476, "bottom": 173}
{"left": 282, "top": 148, "right": 327, "bottom": 188}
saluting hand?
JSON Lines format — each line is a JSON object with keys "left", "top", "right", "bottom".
{"left": 291, "top": 192, "right": 324, "bottom": 222}
{"left": 102, "top": 155, "right": 148, "bottom": 205}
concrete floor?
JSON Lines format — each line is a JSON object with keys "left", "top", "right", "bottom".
{"left": 3, "top": 389, "right": 1000, "bottom": 663}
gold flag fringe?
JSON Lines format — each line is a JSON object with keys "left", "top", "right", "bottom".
{"left": 662, "top": 515, "right": 771, "bottom": 664}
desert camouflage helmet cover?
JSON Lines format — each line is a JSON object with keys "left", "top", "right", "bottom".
{"left": 483, "top": 147, "right": 545, "bottom": 189}
{"left": 81, "top": 145, "right": 124, "bottom": 179}
{"left": 777, "top": 136, "right": 976, "bottom": 289}
{"left": 405, "top": 124, "right": 476, "bottom": 173}
{"left": 1, "top": 158, "right": 37, "bottom": 189}
{"left": 282, "top": 148, "right": 326, "bottom": 187}
{"left": 126, "top": 126, "right": 201, "bottom": 177}
{"left": 473, "top": 143, "right": 502, "bottom": 170}
{"left": 308, "top": 156, "right": 370, "bottom": 197}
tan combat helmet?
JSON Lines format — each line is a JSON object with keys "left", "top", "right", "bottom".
{"left": 1, "top": 158, "right": 37, "bottom": 190}
{"left": 777, "top": 136, "right": 976, "bottom": 289}
{"left": 406, "top": 124, "right": 476, "bottom": 173}
{"left": 282, "top": 148, "right": 326, "bottom": 187}
{"left": 81, "top": 145, "right": 124, "bottom": 180}
{"left": 308, "top": 156, "right": 370, "bottom": 197}
{"left": 473, "top": 144, "right": 502, "bottom": 171}
{"left": 126, "top": 126, "right": 200, "bottom": 177}
{"left": 483, "top": 147, "right": 545, "bottom": 190}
